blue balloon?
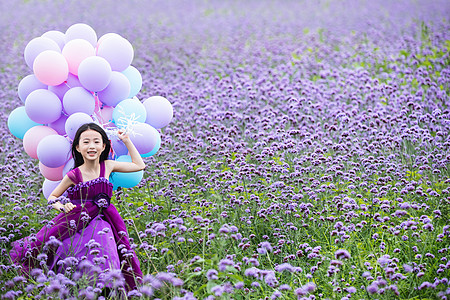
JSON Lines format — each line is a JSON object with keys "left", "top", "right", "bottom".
{"left": 112, "top": 98, "right": 146, "bottom": 128}
{"left": 109, "top": 155, "right": 143, "bottom": 189}
{"left": 122, "top": 66, "right": 142, "bottom": 98}
{"left": 7, "top": 106, "right": 40, "bottom": 139}
{"left": 141, "top": 134, "right": 161, "bottom": 157}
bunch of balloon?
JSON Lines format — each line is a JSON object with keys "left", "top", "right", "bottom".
{"left": 7, "top": 23, "right": 173, "bottom": 197}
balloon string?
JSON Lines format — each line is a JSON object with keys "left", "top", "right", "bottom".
{"left": 115, "top": 106, "right": 143, "bottom": 138}
{"left": 93, "top": 93, "right": 102, "bottom": 121}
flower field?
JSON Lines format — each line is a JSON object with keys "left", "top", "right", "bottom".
{"left": 1, "top": 0, "right": 450, "bottom": 299}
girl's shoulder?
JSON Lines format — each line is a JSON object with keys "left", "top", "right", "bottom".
{"left": 103, "top": 159, "right": 115, "bottom": 171}
{"left": 66, "top": 167, "right": 80, "bottom": 180}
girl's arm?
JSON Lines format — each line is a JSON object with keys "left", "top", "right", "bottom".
{"left": 48, "top": 175, "right": 77, "bottom": 213}
{"left": 107, "top": 129, "right": 146, "bottom": 173}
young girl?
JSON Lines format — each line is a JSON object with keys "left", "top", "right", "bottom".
{"left": 10, "top": 122, "right": 145, "bottom": 292}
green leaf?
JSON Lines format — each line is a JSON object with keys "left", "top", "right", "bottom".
{"left": 206, "top": 280, "right": 218, "bottom": 293}
{"left": 185, "top": 271, "right": 203, "bottom": 283}
{"left": 225, "top": 265, "right": 239, "bottom": 273}
{"left": 226, "top": 273, "right": 244, "bottom": 283}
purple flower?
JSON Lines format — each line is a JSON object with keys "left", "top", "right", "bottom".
{"left": 377, "top": 255, "right": 391, "bottom": 267}
{"left": 127, "top": 290, "right": 142, "bottom": 297}
{"left": 218, "top": 258, "right": 234, "bottom": 271}
{"left": 139, "top": 286, "right": 154, "bottom": 297}
{"left": 367, "top": 283, "right": 378, "bottom": 294}
{"left": 45, "top": 236, "right": 62, "bottom": 248}
{"left": 295, "top": 287, "right": 307, "bottom": 296}
{"left": 234, "top": 282, "right": 244, "bottom": 289}
{"left": 275, "top": 263, "right": 295, "bottom": 273}
{"left": 143, "top": 275, "right": 163, "bottom": 289}
{"left": 260, "top": 241, "right": 273, "bottom": 252}
{"left": 302, "top": 282, "right": 316, "bottom": 293}
{"left": 271, "top": 290, "right": 282, "bottom": 299}
{"left": 264, "top": 271, "right": 279, "bottom": 287}
{"left": 335, "top": 249, "right": 351, "bottom": 260}
{"left": 206, "top": 269, "right": 218, "bottom": 280}
{"left": 279, "top": 284, "right": 291, "bottom": 291}
{"left": 403, "top": 264, "right": 413, "bottom": 273}
{"left": 211, "top": 285, "right": 224, "bottom": 296}
{"left": 244, "top": 267, "right": 260, "bottom": 278}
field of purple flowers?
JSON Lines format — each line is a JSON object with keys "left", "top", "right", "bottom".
{"left": 1, "top": 0, "right": 450, "bottom": 299}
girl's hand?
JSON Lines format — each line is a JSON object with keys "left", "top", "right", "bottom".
{"left": 117, "top": 129, "right": 130, "bottom": 143}
{"left": 60, "top": 202, "right": 76, "bottom": 213}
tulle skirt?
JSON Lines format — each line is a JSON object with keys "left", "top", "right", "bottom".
{"left": 10, "top": 199, "right": 142, "bottom": 291}
{"left": 50, "top": 214, "right": 121, "bottom": 276}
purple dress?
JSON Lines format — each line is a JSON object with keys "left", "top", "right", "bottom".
{"left": 10, "top": 161, "right": 142, "bottom": 291}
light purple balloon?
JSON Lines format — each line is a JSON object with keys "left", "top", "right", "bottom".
{"left": 18, "top": 75, "right": 47, "bottom": 103}
{"left": 143, "top": 96, "right": 174, "bottom": 129}
{"left": 63, "top": 87, "right": 95, "bottom": 115}
{"left": 111, "top": 137, "right": 128, "bottom": 156}
{"left": 129, "top": 122, "right": 159, "bottom": 154}
{"left": 42, "top": 179, "right": 61, "bottom": 199}
{"left": 48, "top": 73, "right": 83, "bottom": 101}
{"left": 65, "top": 112, "right": 93, "bottom": 140}
{"left": 66, "top": 73, "right": 83, "bottom": 88}
{"left": 65, "top": 23, "right": 97, "bottom": 47}
{"left": 49, "top": 114, "right": 68, "bottom": 135}
{"left": 42, "top": 30, "right": 65, "bottom": 50}
{"left": 48, "top": 82, "right": 70, "bottom": 100}
{"left": 97, "top": 35, "right": 134, "bottom": 71}
{"left": 37, "top": 135, "right": 71, "bottom": 168}
{"left": 25, "top": 89, "right": 62, "bottom": 124}
{"left": 78, "top": 56, "right": 112, "bottom": 92}
{"left": 97, "top": 71, "right": 131, "bottom": 107}
{"left": 24, "top": 37, "right": 61, "bottom": 69}
{"left": 63, "top": 158, "right": 74, "bottom": 176}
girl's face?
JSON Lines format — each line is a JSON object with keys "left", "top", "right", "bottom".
{"left": 76, "top": 129, "right": 106, "bottom": 163}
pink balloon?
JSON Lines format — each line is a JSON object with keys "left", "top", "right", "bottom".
{"left": 33, "top": 50, "right": 69, "bottom": 86}
{"left": 62, "top": 39, "right": 95, "bottom": 75}
{"left": 39, "top": 161, "right": 64, "bottom": 181}
{"left": 23, "top": 126, "right": 58, "bottom": 159}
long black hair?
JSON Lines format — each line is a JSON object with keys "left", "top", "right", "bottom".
{"left": 71, "top": 123, "right": 111, "bottom": 168}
